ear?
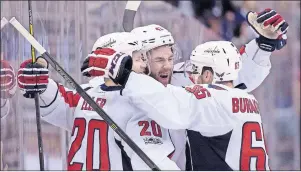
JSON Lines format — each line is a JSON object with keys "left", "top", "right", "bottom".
{"left": 202, "top": 70, "right": 214, "bottom": 83}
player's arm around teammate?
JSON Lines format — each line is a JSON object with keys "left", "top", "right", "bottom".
{"left": 92, "top": 8, "right": 289, "bottom": 131}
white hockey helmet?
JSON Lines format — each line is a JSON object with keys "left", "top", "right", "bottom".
{"left": 187, "top": 41, "right": 242, "bottom": 82}
{"left": 91, "top": 32, "right": 142, "bottom": 56}
{"left": 131, "top": 24, "right": 174, "bottom": 52}
{"left": 89, "top": 32, "right": 143, "bottom": 79}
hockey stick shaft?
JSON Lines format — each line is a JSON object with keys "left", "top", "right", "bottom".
{"left": 123, "top": 1, "right": 141, "bottom": 32}
{"left": 27, "top": 1, "right": 45, "bottom": 170}
{"left": 9, "top": 17, "right": 160, "bottom": 171}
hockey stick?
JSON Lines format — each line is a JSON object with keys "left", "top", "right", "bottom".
{"left": 122, "top": 1, "right": 141, "bottom": 32}
{"left": 1, "top": 17, "right": 8, "bottom": 29}
{"left": 9, "top": 17, "right": 160, "bottom": 171}
{"left": 27, "top": 0, "right": 45, "bottom": 170}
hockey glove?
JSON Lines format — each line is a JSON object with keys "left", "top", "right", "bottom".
{"left": 81, "top": 48, "right": 132, "bottom": 86}
{"left": 247, "top": 8, "right": 289, "bottom": 52}
{"left": 0, "top": 60, "right": 17, "bottom": 99}
{"left": 81, "top": 48, "right": 113, "bottom": 77}
{"left": 17, "top": 58, "right": 49, "bottom": 98}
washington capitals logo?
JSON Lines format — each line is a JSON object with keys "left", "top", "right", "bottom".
{"left": 101, "top": 38, "right": 116, "bottom": 48}
{"left": 216, "top": 72, "right": 225, "bottom": 81}
{"left": 204, "top": 46, "right": 220, "bottom": 56}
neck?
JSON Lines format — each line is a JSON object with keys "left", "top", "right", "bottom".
{"left": 104, "top": 78, "right": 118, "bottom": 86}
{"left": 215, "top": 81, "right": 234, "bottom": 88}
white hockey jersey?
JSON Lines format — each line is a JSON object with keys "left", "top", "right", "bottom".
{"left": 122, "top": 72, "right": 270, "bottom": 171}
{"left": 121, "top": 102, "right": 179, "bottom": 170}
{"left": 38, "top": 77, "right": 179, "bottom": 170}
{"left": 169, "top": 38, "right": 272, "bottom": 170}
{"left": 38, "top": 77, "right": 134, "bottom": 170}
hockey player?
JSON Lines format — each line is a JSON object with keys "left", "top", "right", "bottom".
{"left": 82, "top": 30, "right": 182, "bottom": 170}
{"left": 91, "top": 8, "right": 289, "bottom": 170}
{"left": 16, "top": 32, "right": 149, "bottom": 170}
{"left": 85, "top": 25, "right": 189, "bottom": 170}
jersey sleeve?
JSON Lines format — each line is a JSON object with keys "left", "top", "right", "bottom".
{"left": 123, "top": 73, "right": 193, "bottom": 129}
{"left": 123, "top": 73, "right": 235, "bottom": 134}
{"left": 234, "top": 39, "right": 272, "bottom": 92}
{"left": 38, "top": 78, "right": 81, "bottom": 131}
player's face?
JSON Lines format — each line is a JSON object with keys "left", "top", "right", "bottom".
{"left": 132, "top": 51, "right": 147, "bottom": 74}
{"left": 148, "top": 45, "right": 173, "bottom": 86}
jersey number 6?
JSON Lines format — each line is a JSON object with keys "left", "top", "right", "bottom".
{"left": 240, "top": 122, "right": 268, "bottom": 170}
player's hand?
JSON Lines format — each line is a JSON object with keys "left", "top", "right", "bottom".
{"left": 17, "top": 57, "right": 49, "bottom": 98}
{"left": 246, "top": 8, "right": 289, "bottom": 52}
{"left": 81, "top": 48, "right": 112, "bottom": 77}
{"left": 81, "top": 48, "right": 132, "bottom": 85}
{"left": 0, "top": 60, "right": 16, "bottom": 99}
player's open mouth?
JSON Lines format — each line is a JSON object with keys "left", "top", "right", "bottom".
{"left": 159, "top": 74, "right": 169, "bottom": 79}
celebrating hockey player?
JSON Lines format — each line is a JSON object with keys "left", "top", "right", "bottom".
{"left": 81, "top": 28, "right": 182, "bottom": 170}
{"left": 88, "top": 8, "right": 289, "bottom": 170}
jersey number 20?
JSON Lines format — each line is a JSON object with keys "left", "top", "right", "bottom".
{"left": 138, "top": 120, "right": 162, "bottom": 137}
{"left": 68, "top": 118, "right": 110, "bottom": 170}
{"left": 240, "top": 122, "right": 268, "bottom": 170}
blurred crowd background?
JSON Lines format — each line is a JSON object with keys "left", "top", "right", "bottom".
{"left": 1, "top": 0, "right": 300, "bottom": 170}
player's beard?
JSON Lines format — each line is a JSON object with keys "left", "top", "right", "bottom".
{"left": 150, "top": 70, "right": 172, "bottom": 86}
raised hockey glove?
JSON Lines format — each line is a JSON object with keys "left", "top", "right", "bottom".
{"left": 0, "top": 60, "right": 17, "bottom": 99}
{"left": 17, "top": 57, "right": 49, "bottom": 98}
{"left": 247, "top": 8, "right": 289, "bottom": 52}
{"left": 81, "top": 48, "right": 133, "bottom": 86}
{"left": 81, "top": 48, "right": 114, "bottom": 77}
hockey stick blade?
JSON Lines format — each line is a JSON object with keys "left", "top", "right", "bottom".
{"left": 1, "top": 17, "right": 8, "bottom": 29}
{"left": 123, "top": 1, "right": 141, "bottom": 32}
{"left": 9, "top": 17, "right": 161, "bottom": 171}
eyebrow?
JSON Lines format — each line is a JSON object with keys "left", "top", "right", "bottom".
{"left": 154, "top": 55, "right": 173, "bottom": 60}
{"left": 154, "top": 56, "right": 165, "bottom": 60}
